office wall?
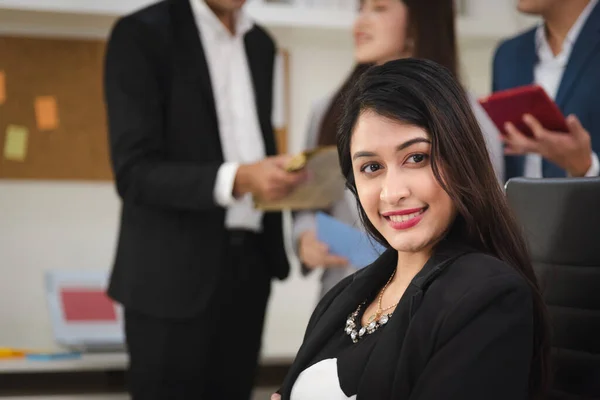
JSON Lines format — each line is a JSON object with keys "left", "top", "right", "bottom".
{"left": 0, "top": 27, "right": 504, "bottom": 358}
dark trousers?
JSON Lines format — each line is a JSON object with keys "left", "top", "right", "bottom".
{"left": 124, "top": 231, "right": 272, "bottom": 400}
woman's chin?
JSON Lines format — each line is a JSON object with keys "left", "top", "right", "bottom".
{"left": 382, "top": 231, "right": 432, "bottom": 254}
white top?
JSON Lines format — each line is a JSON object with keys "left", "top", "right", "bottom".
{"left": 190, "top": 0, "right": 266, "bottom": 231}
{"left": 525, "top": 0, "right": 599, "bottom": 178}
{"left": 290, "top": 358, "right": 356, "bottom": 400}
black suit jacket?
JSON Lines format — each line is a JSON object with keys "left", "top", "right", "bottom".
{"left": 279, "top": 240, "right": 535, "bottom": 399}
{"left": 103, "top": 0, "right": 288, "bottom": 319}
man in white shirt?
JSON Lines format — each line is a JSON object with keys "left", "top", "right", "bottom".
{"left": 104, "top": 0, "right": 306, "bottom": 399}
{"left": 492, "top": 0, "right": 600, "bottom": 180}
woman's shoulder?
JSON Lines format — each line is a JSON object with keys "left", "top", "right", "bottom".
{"left": 431, "top": 251, "right": 532, "bottom": 308}
{"left": 464, "top": 91, "right": 494, "bottom": 125}
{"left": 418, "top": 252, "right": 535, "bottom": 346}
{"left": 307, "top": 95, "right": 333, "bottom": 126}
{"left": 302, "top": 93, "right": 335, "bottom": 150}
{"left": 465, "top": 91, "right": 496, "bottom": 129}
{"left": 448, "top": 252, "right": 529, "bottom": 288}
{"left": 310, "top": 93, "right": 334, "bottom": 114}
{"left": 464, "top": 90, "right": 504, "bottom": 182}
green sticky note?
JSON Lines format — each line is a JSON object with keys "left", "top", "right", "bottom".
{"left": 3, "top": 124, "right": 29, "bottom": 162}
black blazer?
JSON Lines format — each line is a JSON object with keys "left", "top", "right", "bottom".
{"left": 103, "top": 0, "right": 288, "bottom": 319}
{"left": 279, "top": 240, "right": 535, "bottom": 399}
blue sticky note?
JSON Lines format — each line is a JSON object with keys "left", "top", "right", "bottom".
{"left": 316, "top": 212, "right": 386, "bottom": 269}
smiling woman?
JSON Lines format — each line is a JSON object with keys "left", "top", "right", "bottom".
{"left": 275, "top": 59, "right": 551, "bottom": 400}
{"left": 350, "top": 115, "right": 456, "bottom": 255}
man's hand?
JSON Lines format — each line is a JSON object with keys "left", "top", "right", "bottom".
{"left": 270, "top": 394, "right": 281, "bottom": 400}
{"left": 503, "top": 113, "right": 592, "bottom": 177}
{"left": 299, "top": 230, "right": 348, "bottom": 269}
{"left": 233, "top": 155, "right": 308, "bottom": 202}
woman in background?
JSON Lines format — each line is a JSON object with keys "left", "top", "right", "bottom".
{"left": 276, "top": 57, "right": 548, "bottom": 400}
{"left": 293, "top": 0, "right": 504, "bottom": 298}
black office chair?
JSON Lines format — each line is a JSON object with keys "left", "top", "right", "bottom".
{"left": 506, "top": 177, "right": 600, "bottom": 399}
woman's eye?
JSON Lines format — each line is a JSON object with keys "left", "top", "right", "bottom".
{"left": 407, "top": 154, "right": 428, "bottom": 164}
{"left": 360, "top": 163, "right": 381, "bottom": 173}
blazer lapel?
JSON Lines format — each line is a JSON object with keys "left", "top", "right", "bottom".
{"left": 169, "top": 0, "right": 219, "bottom": 130}
{"left": 359, "top": 240, "right": 474, "bottom": 399}
{"left": 281, "top": 249, "right": 397, "bottom": 398}
{"left": 244, "top": 32, "right": 277, "bottom": 156}
{"left": 555, "top": 3, "right": 600, "bottom": 108}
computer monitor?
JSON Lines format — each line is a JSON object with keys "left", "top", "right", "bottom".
{"left": 45, "top": 270, "right": 125, "bottom": 352}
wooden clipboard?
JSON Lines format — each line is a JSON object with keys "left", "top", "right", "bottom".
{"left": 254, "top": 146, "right": 346, "bottom": 211}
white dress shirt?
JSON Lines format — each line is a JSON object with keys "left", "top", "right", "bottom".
{"left": 190, "top": 0, "right": 265, "bottom": 231}
{"left": 526, "top": 0, "right": 599, "bottom": 178}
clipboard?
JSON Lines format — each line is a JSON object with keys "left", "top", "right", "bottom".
{"left": 254, "top": 146, "right": 346, "bottom": 211}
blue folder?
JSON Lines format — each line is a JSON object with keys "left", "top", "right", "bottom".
{"left": 26, "top": 351, "right": 81, "bottom": 361}
{"left": 316, "top": 212, "right": 386, "bottom": 269}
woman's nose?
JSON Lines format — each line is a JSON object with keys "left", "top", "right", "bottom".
{"left": 379, "top": 171, "right": 410, "bottom": 205}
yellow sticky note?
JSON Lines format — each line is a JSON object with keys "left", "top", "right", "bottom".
{"left": 3, "top": 125, "right": 29, "bottom": 162}
{"left": 34, "top": 96, "right": 60, "bottom": 131}
{"left": 0, "top": 71, "right": 5, "bottom": 105}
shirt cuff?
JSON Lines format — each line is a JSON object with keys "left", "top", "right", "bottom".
{"left": 213, "top": 162, "right": 240, "bottom": 207}
{"left": 584, "top": 152, "right": 600, "bottom": 177}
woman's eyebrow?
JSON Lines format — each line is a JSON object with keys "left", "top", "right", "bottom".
{"left": 352, "top": 137, "right": 430, "bottom": 161}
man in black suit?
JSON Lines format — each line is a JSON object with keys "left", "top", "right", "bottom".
{"left": 103, "top": 0, "right": 305, "bottom": 398}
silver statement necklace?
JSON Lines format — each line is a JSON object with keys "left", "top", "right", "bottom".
{"left": 344, "top": 302, "right": 392, "bottom": 343}
{"left": 345, "top": 270, "right": 397, "bottom": 343}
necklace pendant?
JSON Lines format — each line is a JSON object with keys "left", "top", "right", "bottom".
{"left": 367, "top": 311, "right": 380, "bottom": 324}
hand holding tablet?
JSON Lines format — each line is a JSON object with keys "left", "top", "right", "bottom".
{"left": 478, "top": 84, "right": 568, "bottom": 137}
{"left": 479, "top": 84, "right": 594, "bottom": 177}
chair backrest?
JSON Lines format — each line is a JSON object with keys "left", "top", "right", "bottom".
{"left": 506, "top": 177, "right": 600, "bottom": 399}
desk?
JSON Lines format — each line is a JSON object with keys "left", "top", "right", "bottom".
{"left": 0, "top": 352, "right": 291, "bottom": 373}
{"left": 0, "top": 353, "right": 127, "bottom": 374}
{"left": 0, "top": 353, "right": 126, "bottom": 398}
{"left": 0, "top": 353, "right": 289, "bottom": 398}
{"left": 0, "top": 389, "right": 276, "bottom": 399}
{"left": 0, "top": 396, "right": 127, "bottom": 400}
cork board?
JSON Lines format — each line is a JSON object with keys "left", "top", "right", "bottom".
{"left": 0, "top": 35, "right": 111, "bottom": 180}
{"left": 0, "top": 35, "right": 291, "bottom": 180}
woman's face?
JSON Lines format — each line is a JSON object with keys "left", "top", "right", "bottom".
{"left": 353, "top": 0, "right": 410, "bottom": 65}
{"left": 350, "top": 110, "right": 456, "bottom": 254}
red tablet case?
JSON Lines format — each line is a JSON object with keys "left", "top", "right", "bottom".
{"left": 479, "top": 85, "right": 568, "bottom": 137}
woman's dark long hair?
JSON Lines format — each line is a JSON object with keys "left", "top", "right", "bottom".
{"left": 337, "top": 58, "right": 550, "bottom": 399}
{"left": 318, "top": 0, "right": 458, "bottom": 147}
